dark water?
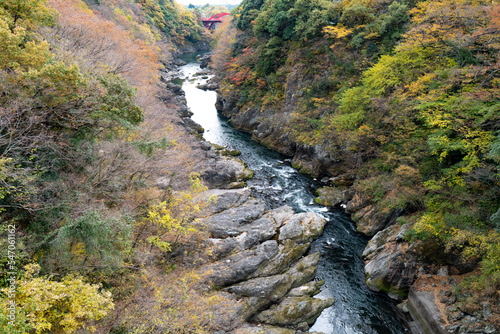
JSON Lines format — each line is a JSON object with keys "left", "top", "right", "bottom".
{"left": 178, "top": 53, "right": 406, "bottom": 334}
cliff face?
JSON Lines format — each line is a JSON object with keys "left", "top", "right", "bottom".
{"left": 216, "top": 76, "right": 340, "bottom": 177}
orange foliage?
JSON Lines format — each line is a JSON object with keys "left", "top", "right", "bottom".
{"left": 210, "top": 18, "right": 236, "bottom": 75}
{"left": 48, "top": 0, "right": 159, "bottom": 86}
{"left": 473, "top": 4, "right": 500, "bottom": 70}
{"left": 225, "top": 44, "right": 259, "bottom": 87}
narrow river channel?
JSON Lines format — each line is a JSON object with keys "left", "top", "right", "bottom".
{"left": 178, "top": 53, "right": 407, "bottom": 334}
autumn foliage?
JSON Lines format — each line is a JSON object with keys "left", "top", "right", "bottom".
{"left": 219, "top": 0, "right": 500, "bottom": 306}
{"left": 47, "top": 0, "right": 159, "bottom": 85}
{"left": 0, "top": 0, "right": 218, "bottom": 332}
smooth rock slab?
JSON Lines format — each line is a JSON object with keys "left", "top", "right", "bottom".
{"left": 208, "top": 218, "right": 277, "bottom": 259}
{"left": 237, "top": 218, "right": 277, "bottom": 248}
{"left": 365, "top": 248, "right": 407, "bottom": 299}
{"left": 202, "top": 240, "right": 279, "bottom": 287}
{"left": 286, "top": 253, "right": 321, "bottom": 289}
{"left": 363, "top": 225, "right": 418, "bottom": 300}
{"left": 226, "top": 253, "right": 322, "bottom": 303}
{"left": 209, "top": 191, "right": 251, "bottom": 214}
{"left": 407, "top": 287, "right": 447, "bottom": 334}
{"left": 253, "top": 296, "right": 335, "bottom": 327}
{"left": 225, "top": 274, "right": 291, "bottom": 300}
{"left": 205, "top": 201, "right": 267, "bottom": 238}
{"left": 247, "top": 240, "right": 310, "bottom": 279}
{"left": 362, "top": 224, "right": 400, "bottom": 259}
{"left": 287, "top": 280, "right": 324, "bottom": 297}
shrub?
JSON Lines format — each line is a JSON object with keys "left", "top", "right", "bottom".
{"left": 0, "top": 263, "right": 114, "bottom": 333}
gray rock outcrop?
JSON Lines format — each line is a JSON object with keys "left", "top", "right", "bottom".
{"left": 253, "top": 296, "right": 335, "bottom": 327}
{"left": 408, "top": 288, "right": 448, "bottom": 334}
{"left": 198, "top": 191, "right": 331, "bottom": 332}
{"left": 363, "top": 224, "right": 418, "bottom": 300}
{"left": 202, "top": 156, "right": 254, "bottom": 189}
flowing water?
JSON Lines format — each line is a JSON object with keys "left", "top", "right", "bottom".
{"left": 178, "top": 53, "right": 407, "bottom": 334}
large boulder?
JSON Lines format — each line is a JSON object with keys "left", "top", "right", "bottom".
{"left": 172, "top": 58, "right": 187, "bottom": 66}
{"left": 166, "top": 82, "right": 184, "bottom": 95}
{"left": 199, "top": 53, "right": 211, "bottom": 68}
{"left": 247, "top": 240, "right": 310, "bottom": 279}
{"left": 226, "top": 274, "right": 293, "bottom": 301}
{"left": 352, "top": 204, "right": 402, "bottom": 236}
{"left": 278, "top": 212, "right": 327, "bottom": 244}
{"left": 225, "top": 252, "right": 322, "bottom": 303}
{"left": 202, "top": 156, "right": 254, "bottom": 189}
{"left": 314, "top": 186, "right": 348, "bottom": 207}
{"left": 253, "top": 296, "right": 335, "bottom": 328}
{"left": 204, "top": 200, "right": 268, "bottom": 238}
{"left": 363, "top": 224, "right": 418, "bottom": 299}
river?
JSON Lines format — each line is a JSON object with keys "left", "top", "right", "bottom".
{"left": 178, "top": 53, "right": 407, "bottom": 334}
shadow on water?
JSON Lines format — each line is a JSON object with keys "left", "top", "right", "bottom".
{"left": 176, "top": 53, "right": 407, "bottom": 334}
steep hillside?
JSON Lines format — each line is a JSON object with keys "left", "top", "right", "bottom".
{"left": 0, "top": 0, "right": 245, "bottom": 332}
{"left": 214, "top": 0, "right": 500, "bottom": 330}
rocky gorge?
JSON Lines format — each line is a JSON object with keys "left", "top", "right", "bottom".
{"left": 160, "top": 49, "right": 500, "bottom": 332}
{"left": 157, "top": 58, "right": 337, "bottom": 333}
{"left": 163, "top": 52, "right": 415, "bottom": 333}
{"left": 209, "top": 56, "right": 500, "bottom": 333}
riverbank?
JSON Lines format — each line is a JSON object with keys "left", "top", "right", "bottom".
{"left": 209, "top": 1, "right": 500, "bottom": 332}
{"left": 158, "top": 55, "right": 336, "bottom": 333}
{"left": 165, "top": 53, "right": 410, "bottom": 333}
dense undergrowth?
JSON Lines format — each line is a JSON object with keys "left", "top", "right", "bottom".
{"left": 0, "top": 0, "right": 231, "bottom": 333}
{"left": 213, "top": 0, "right": 500, "bottom": 311}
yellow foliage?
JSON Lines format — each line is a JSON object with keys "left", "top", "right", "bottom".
{"left": 310, "top": 97, "right": 326, "bottom": 107}
{"left": 0, "top": 18, "right": 50, "bottom": 71}
{"left": 323, "top": 24, "right": 354, "bottom": 39}
{"left": 146, "top": 173, "right": 215, "bottom": 253}
{"left": 446, "top": 230, "right": 498, "bottom": 261}
{"left": 358, "top": 124, "right": 372, "bottom": 137}
{"left": 115, "top": 267, "right": 238, "bottom": 334}
{"left": 405, "top": 73, "right": 436, "bottom": 97}
{"left": 413, "top": 213, "right": 446, "bottom": 239}
{"left": 0, "top": 264, "right": 113, "bottom": 333}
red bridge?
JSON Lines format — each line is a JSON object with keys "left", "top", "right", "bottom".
{"left": 202, "top": 13, "right": 230, "bottom": 30}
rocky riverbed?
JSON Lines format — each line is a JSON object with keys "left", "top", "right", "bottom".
{"left": 162, "top": 52, "right": 500, "bottom": 333}
{"left": 198, "top": 190, "right": 334, "bottom": 333}
{"left": 158, "top": 59, "right": 335, "bottom": 333}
